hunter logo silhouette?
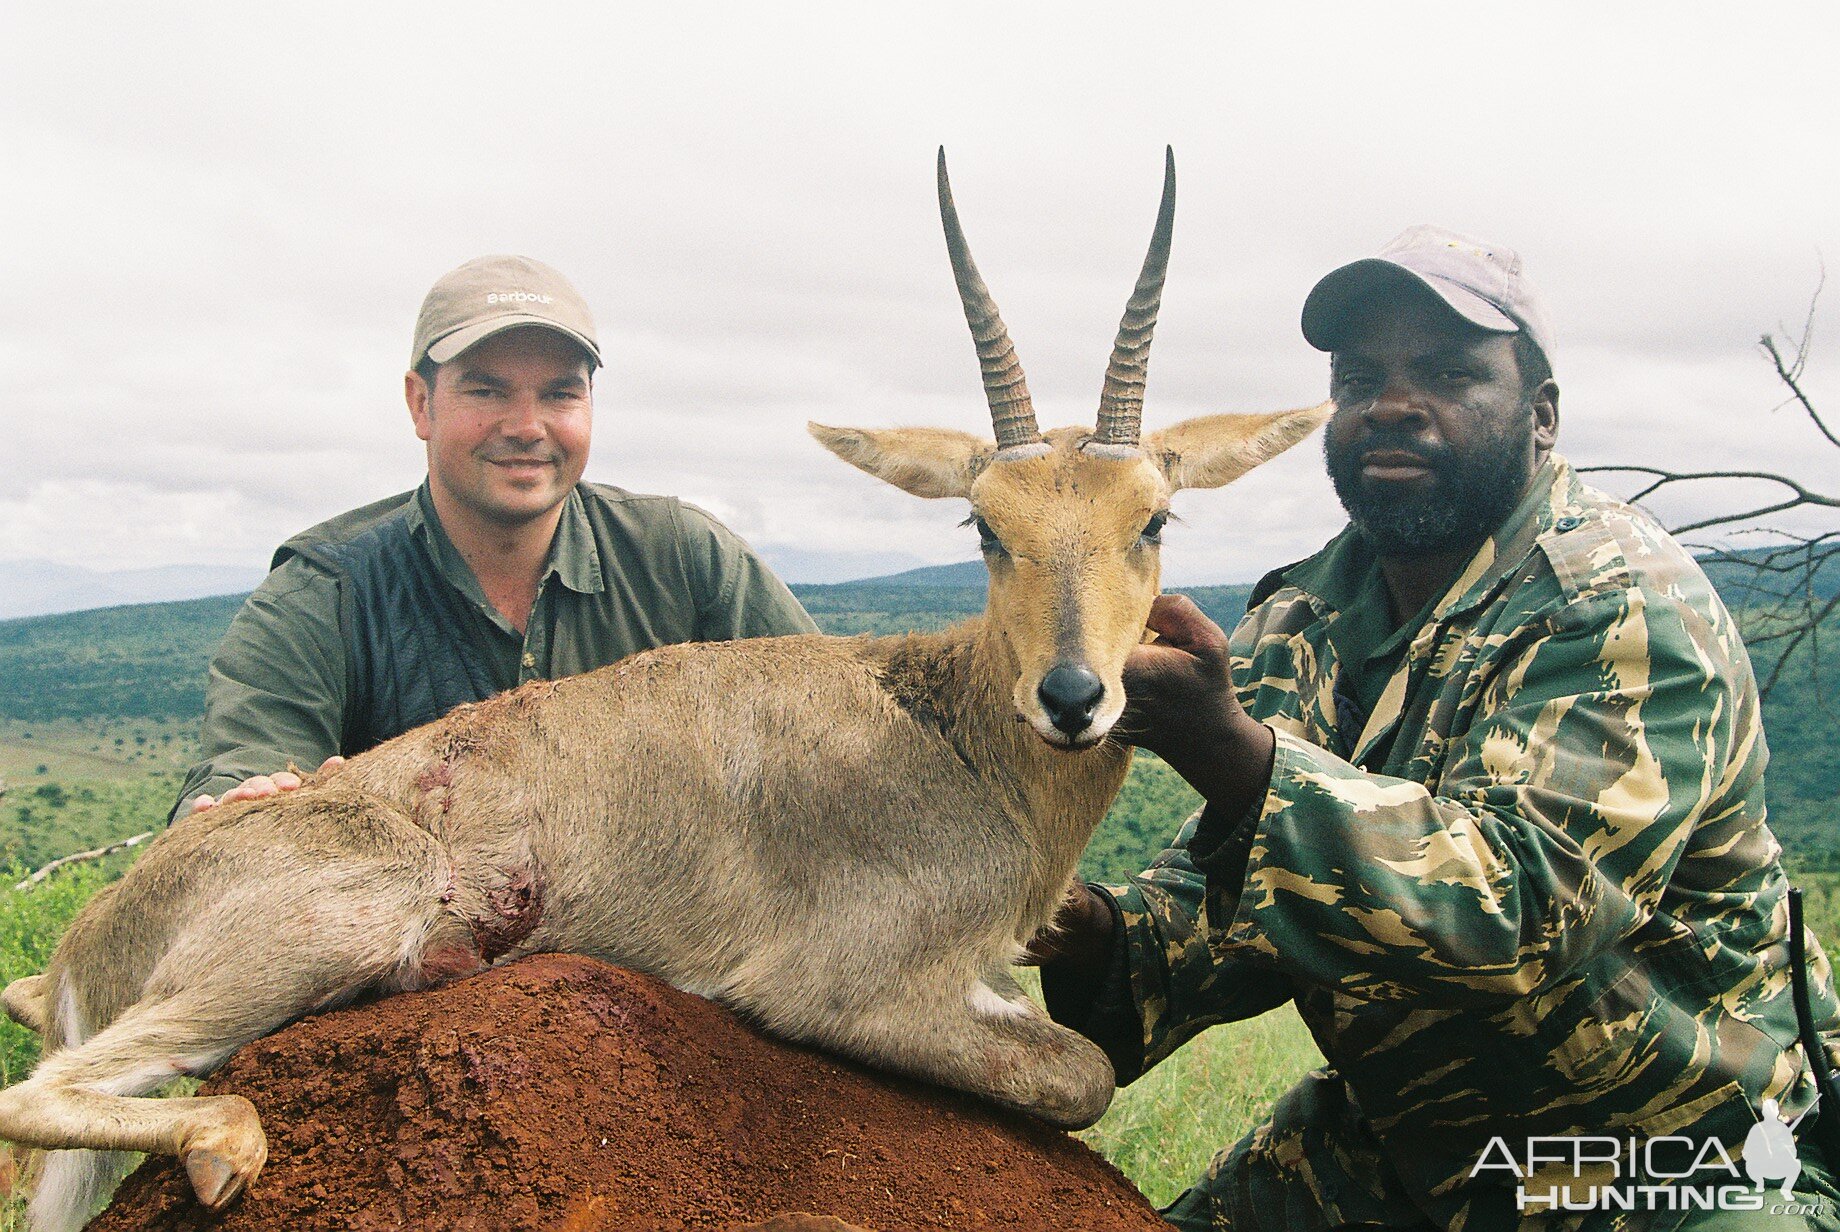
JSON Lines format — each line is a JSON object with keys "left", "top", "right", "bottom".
{"left": 1743, "top": 1096, "right": 1805, "bottom": 1198}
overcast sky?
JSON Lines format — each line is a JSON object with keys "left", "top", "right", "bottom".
{"left": 4, "top": 2, "right": 1837, "bottom": 585}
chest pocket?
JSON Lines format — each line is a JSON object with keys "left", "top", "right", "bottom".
{"left": 1388, "top": 599, "right": 1552, "bottom": 787}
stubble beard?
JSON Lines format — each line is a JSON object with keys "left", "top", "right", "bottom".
{"left": 1326, "top": 400, "right": 1537, "bottom": 557}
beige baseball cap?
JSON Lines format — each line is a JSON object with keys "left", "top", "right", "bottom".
{"left": 1301, "top": 225, "right": 1554, "bottom": 363}
{"left": 410, "top": 254, "right": 602, "bottom": 370}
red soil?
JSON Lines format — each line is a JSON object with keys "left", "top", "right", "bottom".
{"left": 91, "top": 954, "right": 1165, "bottom": 1231}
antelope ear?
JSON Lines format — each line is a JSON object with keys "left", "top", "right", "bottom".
{"left": 809, "top": 423, "right": 993, "bottom": 499}
{"left": 1142, "top": 403, "right": 1332, "bottom": 491}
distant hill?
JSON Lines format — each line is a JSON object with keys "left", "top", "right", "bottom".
{"left": 847, "top": 560, "right": 985, "bottom": 588}
{"left": 753, "top": 547, "right": 932, "bottom": 586}
{"left": 0, "top": 577, "right": 1255, "bottom": 719}
{"left": 1697, "top": 545, "right": 1840, "bottom": 603}
{"left": 5, "top": 543, "right": 1826, "bottom": 621}
{"left": 789, "top": 568, "right": 1255, "bottom": 638}
{"left": 0, "top": 593, "right": 245, "bottom": 722}
{"left": 0, "top": 560, "right": 265, "bottom": 620}
{"left": 819, "top": 545, "right": 1840, "bottom": 602}
{"left": 0, "top": 561, "right": 1830, "bottom": 863}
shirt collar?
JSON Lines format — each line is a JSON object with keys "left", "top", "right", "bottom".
{"left": 410, "top": 481, "right": 607, "bottom": 598}
{"left": 546, "top": 487, "right": 605, "bottom": 594}
{"left": 1282, "top": 453, "right": 1576, "bottom": 624}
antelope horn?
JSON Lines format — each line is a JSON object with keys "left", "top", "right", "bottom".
{"left": 1093, "top": 146, "right": 1176, "bottom": 448}
{"left": 937, "top": 148, "right": 1041, "bottom": 451}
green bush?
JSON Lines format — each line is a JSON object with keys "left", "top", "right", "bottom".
{"left": 0, "top": 860, "right": 123, "bottom": 1086}
{"left": 1081, "top": 754, "right": 1202, "bottom": 885}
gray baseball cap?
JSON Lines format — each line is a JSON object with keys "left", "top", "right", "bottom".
{"left": 1301, "top": 225, "right": 1553, "bottom": 362}
{"left": 410, "top": 254, "right": 602, "bottom": 370}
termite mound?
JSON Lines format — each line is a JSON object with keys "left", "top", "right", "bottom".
{"left": 90, "top": 954, "right": 1165, "bottom": 1231}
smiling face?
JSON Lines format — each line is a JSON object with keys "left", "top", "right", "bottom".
{"left": 1324, "top": 288, "right": 1558, "bottom": 556}
{"left": 405, "top": 326, "right": 595, "bottom": 531}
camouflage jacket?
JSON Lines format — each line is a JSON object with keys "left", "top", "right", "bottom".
{"left": 1076, "top": 456, "right": 1837, "bottom": 1230}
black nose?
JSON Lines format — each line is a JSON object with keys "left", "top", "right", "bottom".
{"left": 1038, "top": 665, "right": 1104, "bottom": 736}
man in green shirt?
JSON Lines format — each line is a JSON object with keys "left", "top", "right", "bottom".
{"left": 1037, "top": 228, "right": 1840, "bottom": 1229}
{"left": 174, "top": 254, "right": 815, "bottom": 820}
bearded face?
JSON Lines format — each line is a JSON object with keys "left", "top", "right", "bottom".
{"left": 1324, "top": 392, "right": 1537, "bottom": 556}
{"left": 1322, "top": 293, "right": 1551, "bottom": 558}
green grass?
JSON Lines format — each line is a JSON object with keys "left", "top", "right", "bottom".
{"left": 0, "top": 859, "right": 137, "bottom": 1088}
{"left": 0, "top": 717, "right": 196, "bottom": 783}
{"left": 1080, "top": 1009, "right": 1323, "bottom": 1207}
{"left": 0, "top": 855, "right": 136, "bottom": 1229}
{"left": 1081, "top": 754, "right": 1203, "bottom": 885}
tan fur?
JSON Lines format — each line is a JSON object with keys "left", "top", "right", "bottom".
{"left": 0, "top": 412, "right": 1320, "bottom": 1229}
{"left": 1, "top": 975, "right": 48, "bottom": 1034}
{"left": 1145, "top": 406, "right": 1333, "bottom": 491}
{"left": 805, "top": 425, "right": 991, "bottom": 499}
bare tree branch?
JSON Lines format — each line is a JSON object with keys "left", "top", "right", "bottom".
{"left": 12, "top": 831, "right": 153, "bottom": 892}
{"left": 1576, "top": 465, "right": 1839, "bottom": 535}
{"left": 1761, "top": 262, "right": 1837, "bottom": 449}
{"left": 1762, "top": 335, "right": 1840, "bottom": 451}
{"left": 1580, "top": 286, "right": 1836, "bottom": 702}
{"left": 1759, "top": 589, "right": 1838, "bottom": 698}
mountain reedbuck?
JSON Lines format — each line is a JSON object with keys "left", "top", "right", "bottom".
{"left": 0, "top": 150, "right": 1325, "bottom": 1231}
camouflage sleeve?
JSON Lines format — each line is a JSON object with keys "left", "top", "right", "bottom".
{"left": 1217, "top": 585, "right": 1753, "bottom": 1004}
{"left": 1085, "top": 809, "right": 1297, "bottom": 1082}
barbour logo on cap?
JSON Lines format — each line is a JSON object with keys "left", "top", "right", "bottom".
{"left": 411, "top": 254, "right": 602, "bottom": 369}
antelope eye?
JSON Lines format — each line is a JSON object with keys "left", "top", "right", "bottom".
{"left": 969, "top": 515, "right": 1004, "bottom": 554}
{"left": 1140, "top": 512, "right": 1168, "bottom": 544}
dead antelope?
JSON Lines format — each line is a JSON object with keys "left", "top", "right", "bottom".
{"left": 0, "top": 149, "right": 1326, "bottom": 1232}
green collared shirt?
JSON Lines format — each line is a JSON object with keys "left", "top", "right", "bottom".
{"left": 172, "top": 481, "right": 816, "bottom": 818}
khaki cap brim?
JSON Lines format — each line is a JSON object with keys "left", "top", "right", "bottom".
{"left": 1302, "top": 260, "right": 1517, "bottom": 352}
{"left": 425, "top": 315, "right": 603, "bottom": 368}
{"left": 1300, "top": 225, "right": 1554, "bottom": 361}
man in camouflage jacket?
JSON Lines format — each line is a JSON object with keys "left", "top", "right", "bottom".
{"left": 1038, "top": 227, "right": 1840, "bottom": 1230}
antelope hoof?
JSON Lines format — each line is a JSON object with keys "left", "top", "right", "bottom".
{"left": 184, "top": 1147, "right": 249, "bottom": 1210}
{"left": 182, "top": 1097, "right": 267, "bottom": 1210}
{"left": 1032, "top": 1082, "right": 1114, "bottom": 1131}
{"left": 1021, "top": 1061, "right": 1115, "bottom": 1130}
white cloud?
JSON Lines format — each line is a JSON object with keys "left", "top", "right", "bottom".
{"left": 2, "top": 1, "right": 1835, "bottom": 583}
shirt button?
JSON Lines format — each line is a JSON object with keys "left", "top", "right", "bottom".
{"left": 521, "top": 652, "right": 537, "bottom": 669}
{"left": 1554, "top": 516, "right": 1581, "bottom": 532}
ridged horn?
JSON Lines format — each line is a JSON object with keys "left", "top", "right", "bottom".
{"left": 937, "top": 148, "right": 1040, "bottom": 450}
{"left": 1093, "top": 147, "right": 1176, "bottom": 448}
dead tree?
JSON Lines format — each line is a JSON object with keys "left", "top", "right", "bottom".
{"left": 1582, "top": 288, "right": 1838, "bottom": 699}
